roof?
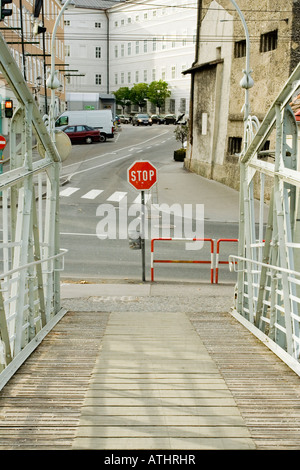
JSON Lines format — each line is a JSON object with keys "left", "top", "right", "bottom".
{"left": 67, "top": 0, "right": 124, "bottom": 10}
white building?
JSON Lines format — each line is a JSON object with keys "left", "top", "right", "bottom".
{"left": 63, "top": 0, "right": 197, "bottom": 116}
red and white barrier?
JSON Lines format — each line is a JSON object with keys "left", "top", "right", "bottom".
{"left": 150, "top": 238, "right": 215, "bottom": 283}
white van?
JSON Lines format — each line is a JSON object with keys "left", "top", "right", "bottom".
{"left": 55, "top": 110, "right": 115, "bottom": 141}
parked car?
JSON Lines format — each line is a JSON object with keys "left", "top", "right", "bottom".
{"left": 119, "top": 114, "right": 131, "bottom": 124}
{"left": 163, "top": 114, "right": 177, "bottom": 125}
{"left": 62, "top": 125, "right": 102, "bottom": 143}
{"left": 151, "top": 114, "right": 164, "bottom": 124}
{"left": 132, "top": 114, "right": 152, "bottom": 126}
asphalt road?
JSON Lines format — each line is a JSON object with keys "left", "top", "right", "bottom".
{"left": 59, "top": 124, "right": 239, "bottom": 284}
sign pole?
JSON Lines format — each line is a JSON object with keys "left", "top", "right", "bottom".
{"left": 141, "top": 189, "right": 145, "bottom": 282}
{"left": 127, "top": 160, "right": 157, "bottom": 283}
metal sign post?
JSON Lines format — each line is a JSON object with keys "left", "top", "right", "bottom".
{"left": 128, "top": 160, "right": 157, "bottom": 282}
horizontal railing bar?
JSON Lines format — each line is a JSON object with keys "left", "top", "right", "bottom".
{"left": 0, "top": 249, "right": 67, "bottom": 279}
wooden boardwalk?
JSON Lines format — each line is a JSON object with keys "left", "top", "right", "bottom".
{"left": 1, "top": 289, "right": 300, "bottom": 449}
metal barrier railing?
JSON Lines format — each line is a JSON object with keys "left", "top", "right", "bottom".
{"left": 151, "top": 238, "right": 215, "bottom": 283}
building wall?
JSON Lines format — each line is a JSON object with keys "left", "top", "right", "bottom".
{"left": 64, "top": 0, "right": 198, "bottom": 116}
{"left": 0, "top": 0, "right": 65, "bottom": 115}
{"left": 185, "top": 0, "right": 298, "bottom": 193}
{"left": 64, "top": 7, "right": 109, "bottom": 95}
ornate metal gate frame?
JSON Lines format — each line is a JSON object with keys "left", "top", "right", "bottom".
{"left": 0, "top": 34, "right": 67, "bottom": 389}
{"left": 230, "top": 62, "right": 300, "bottom": 374}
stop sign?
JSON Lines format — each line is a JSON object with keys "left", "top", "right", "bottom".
{"left": 128, "top": 160, "right": 157, "bottom": 190}
{"left": 0, "top": 135, "right": 6, "bottom": 150}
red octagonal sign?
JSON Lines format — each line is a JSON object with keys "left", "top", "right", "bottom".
{"left": 128, "top": 160, "right": 157, "bottom": 190}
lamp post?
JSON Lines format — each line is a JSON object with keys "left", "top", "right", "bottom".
{"left": 230, "top": 0, "right": 254, "bottom": 141}
{"left": 229, "top": 0, "right": 255, "bottom": 315}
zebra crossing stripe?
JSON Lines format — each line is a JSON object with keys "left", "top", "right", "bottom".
{"left": 81, "top": 189, "right": 103, "bottom": 200}
{"left": 133, "top": 193, "right": 152, "bottom": 204}
{"left": 107, "top": 191, "right": 127, "bottom": 202}
{"left": 59, "top": 187, "right": 80, "bottom": 197}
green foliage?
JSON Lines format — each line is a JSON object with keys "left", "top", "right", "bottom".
{"left": 112, "top": 87, "right": 131, "bottom": 112}
{"left": 147, "top": 80, "right": 171, "bottom": 112}
{"left": 174, "top": 123, "right": 189, "bottom": 148}
{"left": 130, "top": 83, "right": 149, "bottom": 110}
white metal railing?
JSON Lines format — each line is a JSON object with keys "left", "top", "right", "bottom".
{"left": 0, "top": 33, "right": 67, "bottom": 389}
{"left": 233, "top": 62, "right": 300, "bottom": 372}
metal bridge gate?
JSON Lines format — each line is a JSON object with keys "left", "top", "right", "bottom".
{"left": 0, "top": 34, "right": 66, "bottom": 389}
{"left": 231, "top": 62, "right": 300, "bottom": 373}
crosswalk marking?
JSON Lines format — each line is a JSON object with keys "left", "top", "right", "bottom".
{"left": 59, "top": 187, "right": 153, "bottom": 204}
{"left": 107, "top": 191, "right": 127, "bottom": 202}
{"left": 60, "top": 187, "right": 80, "bottom": 197}
{"left": 81, "top": 189, "right": 103, "bottom": 200}
{"left": 133, "top": 193, "right": 152, "bottom": 204}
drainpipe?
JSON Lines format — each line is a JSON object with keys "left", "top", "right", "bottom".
{"left": 187, "top": 0, "right": 202, "bottom": 165}
{"left": 105, "top": 10, "right": 109, "bottom": 95}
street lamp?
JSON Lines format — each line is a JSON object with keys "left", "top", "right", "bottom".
{"left": 229, "top": 0, "right": 254, "bottom": 130}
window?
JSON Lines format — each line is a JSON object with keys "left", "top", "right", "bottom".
{"left": 65, "top": 45, "right": 70, "bottom": 57}
{"left": 121, "top": 19, "right": 125, "bottom": 25}
{"left": 144, "top": 70, "right": 147, "bottom": 81}
{"left": 144, "top": 13, "right": 148, "bottom": 19}
{"left": 114, "top": 21, "right": 118, "bottom": 27}
{"left": 152, "top": 68, "right": 156, "bottom": 80}
{"left": 128, "top": 42, "right": 131, "bottom": 55}
{"left": 121, "top": 44, "right": 124, "bottom": 57}
{"left": 228, "top": 137, "right": 242, "bottom": 155}
{"left": 136, "top": 41, "right": 139, "bottom": 54}
{"left": 95, "top": 47, "right": 101, "bottom": 58}
{"left": 64, "top": 20, "right": 70, "bottom": 26}
{"left": 260, "top": 30, "right": 278, "bottom": 52}
{"left": 95, "top": 22, "right": 101, "bottom": 28}
{"left": 121, "top": 72, "right": 124, "bottom": 84}
{"left": 135, "top": 71, "right": 139, "bottom": 82}
{"left": 114, "top": 45, "right": 118, "bottom": 58}
{"left": 153, "top": 38, "right": 157, "bottom": 51}
{"left": 127, "top": 17, "right": 131, "bottom": 23}
{"left": 144, "top": 40, "right": 147, "bottom": 53}
{"left": 171, "top": 66, "right": 176, "bottom": 79}
{"left": 128, "top": 72, "right": 131, "bottom": 83}
{"left": 161, "top": 67, "right": 166, "bottom": 80}
{"left": 234, "top": 40, "right": 246, "bottom": 58}
{"left": 114, "top": 73, "right": 118, "bottom": 85}
{"left": 95, "top": 74, "right": 102, "bottom": 85}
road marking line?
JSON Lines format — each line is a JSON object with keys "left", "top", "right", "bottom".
{"left": 59, "top": 187, "right": 80, "bottom": 197}
{"left": 107, "top": 191, "right": 127, "bottom": 202}
{"left": 81, "top": 189, "right": 103, "bottom": 200}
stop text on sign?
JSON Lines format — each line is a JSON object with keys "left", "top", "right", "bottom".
{"left": 131, "top": 169, "right": 155, "bottom": 182}
{"left": 128, "top": 160, "right": 157, "bottom": 190}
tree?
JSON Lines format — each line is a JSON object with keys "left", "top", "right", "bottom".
{"left": 112, "top": 87, "right": 131, "bottom": 113}
{"left": 174, "top": 123, "right": 189, "bottom": 148}
{"left": 130, "top": 83, "right": 149, "bottom": 111}
{"left": 147, "top": 80, "right": 171, "bottom": 114}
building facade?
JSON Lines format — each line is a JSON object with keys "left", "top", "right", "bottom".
{"left": 0, "top": 0, "right": 65, "bottom": 117}
{"left": 63, "top": 0, "right": 198, "bottom": 116}
{"left": 184, "top": 0, "right": 300, "bottom": 193}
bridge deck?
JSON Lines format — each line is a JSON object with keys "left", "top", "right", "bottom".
{"left": 1, "top": 284, "right": 300, "bottom": 450}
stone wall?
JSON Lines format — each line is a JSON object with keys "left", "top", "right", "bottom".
{"left": 186, "top": 0, "right": 297, "bottom": 198}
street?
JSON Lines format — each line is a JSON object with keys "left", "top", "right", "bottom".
{"left": 59, "top": 124, "right": 239, "bottom": 283}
